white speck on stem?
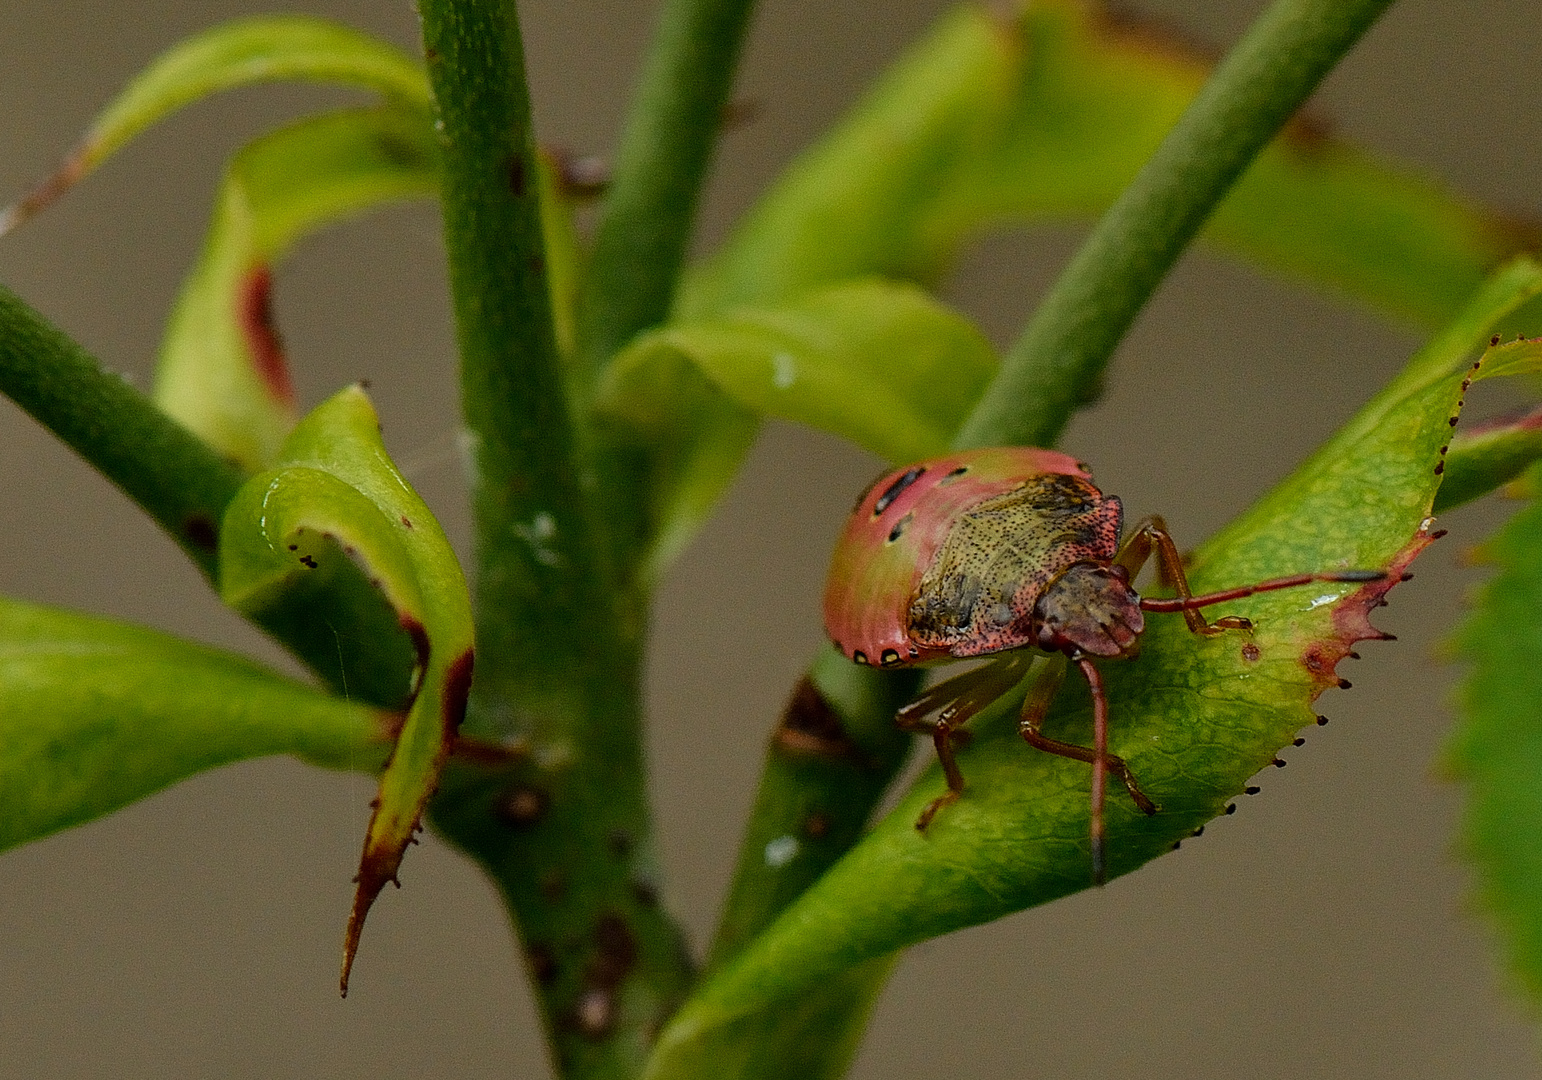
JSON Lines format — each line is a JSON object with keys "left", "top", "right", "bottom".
{"left": 771, "top": 352, "right": 797, "bottom": 390}
{"left": 514, "top": 512, "right": 564, "bottom": 567}
{"left": 764, "top": 835, "right": 799, "bottom": 868}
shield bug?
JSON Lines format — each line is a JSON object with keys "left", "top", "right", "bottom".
{"left": 823, "top": 446, "right": 1383, "bottom": 883}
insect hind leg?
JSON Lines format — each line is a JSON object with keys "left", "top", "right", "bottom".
{"left": 898, "top": 652, "right": 1032, "bottom": 830}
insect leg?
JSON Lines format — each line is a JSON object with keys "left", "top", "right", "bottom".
{"left": 898, "top": 652, "right": 1032, "bottom": 831}
{"left": 1118, "top": 516, "right": 1248, "bottom": 636}
{"left": 1139, "top": 569, "right": 1386, "bottom": 615}
{"left": 1018, "top": 654, "right": 1156, "bottom": 819}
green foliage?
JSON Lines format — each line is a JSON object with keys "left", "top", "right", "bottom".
{"left": 0, "top": 15, "right": 429, "bottom": 235}
{"left": 648, "top": 267, "right": 1539, "bottom": 1064}
{"left": 1450, "top": 458, "right": 1542, "bottom": 1003}
{"left": 4, "top": 1, "right": 1542, "bottom": 1078}
{"left": 0, "top": 595, "right": 386, "bottom": 853}
{"left": 219, "top": 385, "right": 474, "bottom": 993}
{"left": 155, "top": 107, "right": 439, "bottom": 470}
{"left": 600, "top": 278, "right": 998, "bottom": 573}
{"left": 684, "top": 0, "right": 1525, "bottom": 323}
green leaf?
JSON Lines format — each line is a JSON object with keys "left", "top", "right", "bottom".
{"left": 646, "top": 264, "right": 1542, "bottom": 1066}
{"left": 682, "top": 0, "right": 1532, "bottom": 325}
{"left": 600, "top": 278, "right": 998, "bottom": 574}
{"left": 1, "top": 15, "right": 430, "bottom": 234}
{"left": 1449, "top": 459, "right": 1542, "bottom": 1006}
{"left": 0, "top": 594, "right": 386, "bottom": 854}
{"left": 1436, "top": 405, "right": 1542, "bottom": 513}
{"left": 219, "top": 385, "right": 474, "bottom": 995}
{"left": 154, "top": 107, "right": 439, "bottom": 471}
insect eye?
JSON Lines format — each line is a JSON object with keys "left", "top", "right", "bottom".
{"left": 872, "top": 466, "right": 926, "bottom": 515}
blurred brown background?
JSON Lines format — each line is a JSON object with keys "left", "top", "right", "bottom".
{"left": 2, "top": 0, "right": 1540, "bottom": 1076}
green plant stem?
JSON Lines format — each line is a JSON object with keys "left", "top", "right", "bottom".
{"left": 416, "top": 2, "right": 692, "bottom": 1077}
{"left": 0, "top": 288, "right": 416, "bottom": 705}
{"left": 955, "top": 0, "right": 1398, "bottom": 450}
{"left": 0, "top": 286, "right": 243, "bottom": 577}
{"left": 577, "top": 0, "right": 757, "bottom": 378}
{"left": 707, "top": 647, "right": 917, "bottom": 969}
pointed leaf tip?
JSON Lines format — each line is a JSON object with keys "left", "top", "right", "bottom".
{"left": 219, "top": 387, "right": 473, "bottom": 994}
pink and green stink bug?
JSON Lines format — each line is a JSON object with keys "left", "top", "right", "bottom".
{"left": 822, "top": 446, "right": 1384, "bottom": 883}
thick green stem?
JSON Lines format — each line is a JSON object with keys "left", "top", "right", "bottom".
{"left": 0, "top": 287, "right": 243, "bottom": 577}
{"left": 416, "top": 2, "right": 692, "bottom": 1076}
{"left": 577, "top": 0, "right": 758, "bottom": 377}
{"left": 955, "top": 0, "right": 1398, "bottom": 450}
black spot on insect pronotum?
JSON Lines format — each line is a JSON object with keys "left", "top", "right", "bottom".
{"left": 937, "top": 465, "right": 970, "bottom": 486}
{"left": 873, "top": 466, "right": 926, "bottom": 515}
{"left": 887, "top": 512, "right": 914, "bottom": 543}
{"left": 880, "top": 648, "right": 901, "bottom": 667}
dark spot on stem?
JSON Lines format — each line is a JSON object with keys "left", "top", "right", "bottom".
{"left": 632, "top": 879, "right": 659, "bottom": 907}
{"left": 183, "top": 514, "right": 218, "bottom": 553}
{"left": 1241, "top": 642, "right": 1261, "bottom": 662}
{"left": 607, "top": 830, "right": 632, "bottom": 859}
{"left": 400, "top": 515, "right": 413, "bottom": 529}
{"left": 775, "top": 676, "right": 861, "bottom": 760}
{"left": 527, "top": 942, "right": 558, "bottom": 985}
{"left": 299, "top": 555, "right": 318, "bottom": 569}
{"left": 572, "top": 915, "right": 637, "bottom": 1041}
{"left": 506, "top": 154, "right": 526, "bottom": 197}
{"left": 803, "top": 812, "right": 832, "bottom": 839}
{"left": 496, "top": 784, "right": 548, "bottom": 828}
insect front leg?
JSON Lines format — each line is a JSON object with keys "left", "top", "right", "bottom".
{"left": 1116, "top": 516, "right": 1250, "bottom": 637}
{"left": 1018, "top": 654, "right": 1157, "bottom": 817}
{"left": 899, "top": 651, "right": 1033, "bottom": 831}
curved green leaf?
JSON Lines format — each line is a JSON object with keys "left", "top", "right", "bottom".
{"left": 219, "top": 385, "right": 473, "bottom": 995}
{"left": 646, "top": 266, "right": 1542, "bottom": 1068}
{"left": 0, "top": 595, "right": 387, "bottom": 854}
{"left": 154, "top": 106, "right": 439, "bottom": 471}
{"left": 683, "top": 0, "right": 1533, "bottom": 323}
{"left": 1449, "top": 458, "right": 1542, "bottom": 1006}
{"left": 1, "top": 15, "right": 430, "bottom": 234}
{"left": 607, "top": 278, "right": 996, "bottom": 461}
{"left": 599, "top": 279, "right": 998, "bottom": 573}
